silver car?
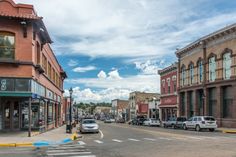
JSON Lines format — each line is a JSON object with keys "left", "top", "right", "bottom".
{"left": 79, "top": 119, "right": 99, "bottom": 133}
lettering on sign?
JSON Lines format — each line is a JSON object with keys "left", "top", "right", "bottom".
{"left": 164, "top": 99, "right": 172, "bottom": 103}
{"left": 1, "top": 79, "right": 7, "bottom": 91}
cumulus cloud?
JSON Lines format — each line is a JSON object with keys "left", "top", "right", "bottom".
{"left": 72, "top": 66, "right": 96, "bottom": 73}
{"left": 97, "top": 70, "right": 107, "bottom": 79}
{"left": 68, "top": 59, "right": 78, "bottom": 67}
{"left": 107, "top": 69, "right": 122, "bottom": 80}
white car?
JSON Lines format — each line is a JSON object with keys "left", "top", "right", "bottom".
{"left": 143, "top": 118, "right": 160, "bottom": 126}
{"left": 183, "top": 116, "right": 217, "bottom": 132}
{"left": 79, "top": 119, "right": 99, "bottom": 133}
{"left": 110, "top": 119, "right": 115, "bottom": 123}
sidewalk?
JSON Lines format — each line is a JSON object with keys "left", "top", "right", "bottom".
{"left": 0, "top": 125, "right": 80, "bottom": 146}
{"left": 217, "top": 127, "right": 236, "bottom": 134}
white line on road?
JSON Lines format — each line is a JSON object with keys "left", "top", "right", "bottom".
{"left": 47, "top": 151, "right": 91, "bottom": 156}
{"left": 47, "top": 149, "right": 89, "bottom": 153}
{"left": 99, "top": 130, "right": 104, "bottom": 139}
{"left": 143, "top": 138, "right": 156, "bottom": 141}
{"left": 94, "top": 140, "right": 104, "bottom": 144}
{"left": 66, "top": 155, "right": 96, "bottom": 157}
{"left": 112, "top": 139, "right": 123, "bottom": 143}
{"left": 78, "top": 141, "right": 86, "bottom": 145}
{"left": 159, "top": 137, "right": 172, "bottom": 140}
{"left": 128, "top": 138, "right": 140, "bottom": 141}
{"left": 186, "top": 136, "right": 204, "bottom": 140}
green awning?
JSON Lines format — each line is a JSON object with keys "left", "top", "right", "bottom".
{"left": 0, "top": 91, "right": 32, "bottom": 97}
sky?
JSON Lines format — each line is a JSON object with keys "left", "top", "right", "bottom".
{"left": 15, "top": 0, "right": 236, "bottom": 103}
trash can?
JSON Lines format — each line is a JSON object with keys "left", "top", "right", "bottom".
{"left": 66, "top": 125, "right": 72, "bottom": 133}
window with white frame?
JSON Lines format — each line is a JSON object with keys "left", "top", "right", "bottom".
{"left": 167, "top": 78, "right": 170, "bottom": 94}
{"left": 189, "top": 64, "right": 194, "bottom": 84}
{"left": 172, "top": 75, "right": 176, "bottom": 81}
{"left": 223, "top": 52, "right": 231, "bottom": 80}
{"left": 209, "top": 56, "right": 216, "bottom": 82}
{"left": 198, "top": 60, "right": 203, "bottom": 83}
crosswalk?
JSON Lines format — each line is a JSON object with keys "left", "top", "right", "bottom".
{"left": 45, "top": 143, "right": 96, "bottom": 157}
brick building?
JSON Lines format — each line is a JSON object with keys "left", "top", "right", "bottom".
{"left": 176, "top": 23, "right": 236, "bottom": 128}
{"left": 0, "top": 0, "right": 66, "bottom": 132}
{"left": 158, "top": 63, "right": 178, "bottom": 121}
{"left": 129, "top": 92, "right": 160, "bottom": 119}
{"left": 111, "top": 99, "right": 129, "bottom": 121}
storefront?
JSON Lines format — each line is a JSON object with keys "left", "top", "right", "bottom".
{"left": 0, "top": 77, "right": 62, "bottom": 132}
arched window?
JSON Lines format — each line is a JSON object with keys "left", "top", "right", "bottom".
{"left": 189, "top": 63, "right": 194, "bottom": 84}
{"left": 181, "top": 66, "right": 186, "bottom": 86}
{"left": 223, "top": 52, "right": 231, "bottom": 79}
{"left": 209, "top": 56, "right": 216, "bottom": 82}
{"left": 0, "top": 32, "right": 15, "bottom": 59}
{"left": 198, "top": 60, "right": 203, "bottom": 83}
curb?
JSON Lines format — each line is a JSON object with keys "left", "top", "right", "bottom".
{"left": 221, "top": 130, "right": 236, "bottom": 134}
{"left": 0, "top": 132, "right": 83, "bottom": 147}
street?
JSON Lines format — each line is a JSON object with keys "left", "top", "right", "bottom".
{"left": 1, "top": 122, "right": 236, "bottom": 157}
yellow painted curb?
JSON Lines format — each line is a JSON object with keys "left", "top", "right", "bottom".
{"left": 71, "top": 133, "right": 78, "bottom": 140}
{"left": 15, "top": 143, "right": 33, "bottom": 147}
{"left": 0, "top": 143, "right": 16, "bottom": 147}
{"left": 222, "top": 130, "right": 236, "bottom": 134}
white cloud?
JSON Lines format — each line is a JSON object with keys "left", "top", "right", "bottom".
{"left": 72, "top": 66, "right": 96, "bottom": 73}
{"left": 107, "top": 69, "right": 122, "bottom": 80}
{"left": 68, "top": 59, "right": 78, "bottom": 67}
{"left": 97, "top": 70, "right": 107, "bottom": 79}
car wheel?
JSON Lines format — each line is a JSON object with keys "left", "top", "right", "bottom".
{"left": 195, "top": 125, "right": 201, "bottom": 132}
{"left": 171, "top": 124, "right": 175, "bottom": 129}
{"left": 209, "top": 128, "right": 215, "bottom": 132}
{"left": 183, "top": 124, "right": 187, "bottom": 130}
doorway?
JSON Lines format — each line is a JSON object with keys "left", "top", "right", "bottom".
{"left": 2, "top": 100, "right": 20, "bottom": 130}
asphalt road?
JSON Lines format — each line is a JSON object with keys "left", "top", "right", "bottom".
{"left": 0, "top": 122, "right": 236, "bottom": 157}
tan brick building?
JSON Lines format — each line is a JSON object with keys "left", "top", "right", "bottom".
{"left": 129, "top": 92, "right": 160, "bottom": 119}
{"left": 176, "top": 23, "right": 236, "bottom": 128}
{"left": 111, "top": 99, "right": 129, "bottom": 121}
{"left": 0, "top": 0, "right": 66, "bottom": 133}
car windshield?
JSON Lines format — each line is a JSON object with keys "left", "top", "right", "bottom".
{"left": 83, "top": 120, "right": 96, "bottom": 124}
{"left": 204, "top": 117, "right": 215, "bottom": 121}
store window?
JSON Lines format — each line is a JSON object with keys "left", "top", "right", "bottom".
{"left": 189, "top": 64, "right": 194, "bottom": 84}
{"left": 47, "top": 103, "right": 53, "bottom": 124}
{"left": 198, "top": 60, "right": 203, "bottom": 83}
{"left": 223, "top": 52, "right": 231, "bottom": 80}
{"left": 0, "top": 32, "right": 15, "bottom": 60}
{"left": 209, "top": 56, "right": 216, "bottom": 82}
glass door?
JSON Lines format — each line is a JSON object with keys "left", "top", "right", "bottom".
{"left": 13, "top": 102, "right": 19, "bottom": 129}
{"left": 4, "top": 101, "right": 11, "bottom": 130}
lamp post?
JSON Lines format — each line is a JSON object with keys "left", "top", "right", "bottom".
{"left": 69, "top": 87, "right": 73, "bottom": 133}
{"left": 153, "top": 97, "right": 158, "bottom": 120}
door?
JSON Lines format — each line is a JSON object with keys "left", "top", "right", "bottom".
{"left": 3, "top": 100, "right": 20, "bottom": 130}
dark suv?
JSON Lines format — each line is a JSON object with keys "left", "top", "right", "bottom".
{"left": 163, "top": 117, "right": 187, "bottom": 129}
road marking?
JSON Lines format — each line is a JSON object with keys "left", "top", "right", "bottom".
{"left": 78, "top": 141, "right": 86, "bottom": 145}
{"left": 47, "top": 149, "right": 89, "bottom": 153}
{"left": 99, "top": 130, "right": 104, "bottom": 139}
{"left": 67, "top": 155, "right": 96, "bottom": 157}
{"left": 187, "top": 136, "right": 204, "bottom": 140}
{"left": 143, "top": 138, "right": 156, "bottom": 141}
{"left": 49, "top": 145, "right": 85, "bottom": 149}
{"left": 128, "top": 138, "right": 140, "bottom": 141}
{"left": 47, "top": 151, "right": 91, "bottom": 156}
{"left": 159, "top": 137, "right": 172, "bottom": 140}
{"left": 112, "top": 139, "right": 123, "bottom": 143}
{"left": 94, "top": 140, "right": 104, "bottom": 144}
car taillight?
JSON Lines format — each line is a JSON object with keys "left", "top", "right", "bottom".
{"left": 202, "top": 121, "right": 205, "bottom": 124}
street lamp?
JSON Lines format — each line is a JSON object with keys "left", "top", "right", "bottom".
{"left": 69, "top": 87, "right": 73, "bottom": 133}
{"left": 153, "top": 97, "right": 158, "bottom": 120}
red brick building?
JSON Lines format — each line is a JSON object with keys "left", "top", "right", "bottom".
{"left": 0, "top": 0, "right": 66, "bottom": 133}
{"left": 158, "top": 63, "right": 178, "bottom": 121}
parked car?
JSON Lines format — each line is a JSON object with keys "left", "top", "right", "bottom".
{"left": 110, "top": 119, "right": 116, "bottom": 123}
{"left": 104, "top": 118, "right": 112, "bottom": 123}
{"left": 183, "top": 116, "right": 217, "bottom": 132}
{"left": 163, "top": 117, "right": 177, "bottom": 128}
{"left": 128, "top": 119, "right": 138, "bottom": 125}
{"left": 136, "top": 118, "right": 147, "bottom": 125}
{"left": 116, "top": 119, "right": 125, "bottom": 123}
{"left": 143, "top": 118, "right": 160, "bottom": 126}
{"left": 79, "top": 119, "right": 99, "bottom": 133}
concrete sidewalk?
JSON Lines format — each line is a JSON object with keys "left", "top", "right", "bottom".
{"left": 0, "top": 125, "right": 80, "bottom": 145}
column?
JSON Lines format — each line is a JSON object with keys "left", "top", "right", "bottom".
{"left": 216, "top": 86, "right": 222, "bottom": 127}
{"left": 194, "top": 90, "right": 199, "bottom": 116}
{"left": 45, "top": 101, "right": 48, "bottom": 131}
{"left": 28, "top": 97, "right": 32, "bottom": 137}
{"left": 204, "top": 88, "right": 209, "bottom": 116}
{"left": 185, "top": 91, "right": 189, "bottom": 118}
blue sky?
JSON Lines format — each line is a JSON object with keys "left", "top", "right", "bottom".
{"left": 15, "top": 0, "right": 236, "bottom": 102}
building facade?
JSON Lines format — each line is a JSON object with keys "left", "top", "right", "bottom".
{"left": 111, "top": 99, "right": 129, "bottom": 121}
{"left": 176, "top": 24, "right": 236, "bottom": 128}
{"left": 129, "top": 92, "right": 160, "bottom": 119}
{"left": 158, "top": 63, "right": 178, "bottom": 121}
{"left": 0, "top": 0, "right": 66, "bottom": 132}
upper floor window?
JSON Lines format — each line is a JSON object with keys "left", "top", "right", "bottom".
{"left": 0, "top": 32, "right": 15, "bottom": 60}
{"left": 223, "top": 52, "right": 231, "bottom": 80}
{"left": 209, "top": 56, "right": 216, "bottom": 82}
{"left": 36, "top": 42, "right": 41, "bottom": 64}
{"left": 198, "top": 60, "right": 203, "bottom": 83}
{"left": 167, "top": 78, "right": 170, "bottom": 94}
{"left": 189, "top": 64, "right": 194, "bottom": 84}
{"left": 172, "top": 75, "right": 176, "bottom": 81}
{"left": 181, "top": 66, "right": 186, "bottom": 86}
